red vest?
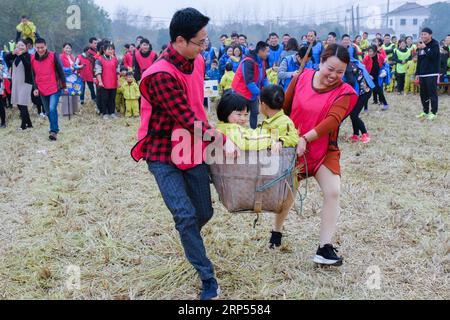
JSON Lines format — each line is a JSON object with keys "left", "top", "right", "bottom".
{"left": 232, "top": 56, "right": 266, "bottom": 100}
{"left": 131, "top": 55, "right": 206, "bottom": 170}
{"left": 77, "top": 54, "right": 94, "bottom": 82}
{"left": 31, "top": 51, "right": 59, "bottom": 96}
{"left": 135, "top": 50, "right": 157, "bottom": 75}
{"left": 98, "top": 55, "right": 118, "bottom": 89}
{"left": 60, "top": 53, "right": 75, "bottom": 68}
{"left": 290, "top": 69, "right": 357, "bottom": 175}
{"left": 123, "top": 51, "right": 133, "bottom": 69}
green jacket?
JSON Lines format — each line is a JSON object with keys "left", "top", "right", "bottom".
{"left": 258, "top": 110, "right": 299, "bottom": 148}
{"left": 215, "top": 122, "right": 273, "bottom": 151}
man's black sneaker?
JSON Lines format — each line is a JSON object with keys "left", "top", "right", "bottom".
{"left": 269, "top": 231, "right": 283, "bottom": 249}
{"left": 49, "top": 132, "right": 57, "bottom": 141}
{"left": 313, "top": 244, "right": 343, "bottom": 266}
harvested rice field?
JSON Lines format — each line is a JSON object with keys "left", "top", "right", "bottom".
{"left": 0, "top": 93, "right": 449, "bottom": 300}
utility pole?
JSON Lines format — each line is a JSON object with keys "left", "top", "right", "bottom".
{"left": 356, "top": 5, "right": 360, "bottom": 36}
{"left": 345, "top": 15, "right": 348, "bottom": 35}
{"left": 351, "top": 5, "right": 356, "bottom": 37}
{"left": 386, "top": 0, "right": 390, "bottom": 29}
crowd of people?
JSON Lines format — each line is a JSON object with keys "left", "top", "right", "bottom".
{"left": 0, "top": 9, "right": 449, "bottom": 300}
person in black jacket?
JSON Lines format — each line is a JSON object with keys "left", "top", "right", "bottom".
{"left": 415, "top": 28, "right": 441, "bottom": 120}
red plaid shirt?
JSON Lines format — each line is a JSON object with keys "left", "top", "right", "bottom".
{"left": 140, "top": 43, "right": 223, "bottom": 163}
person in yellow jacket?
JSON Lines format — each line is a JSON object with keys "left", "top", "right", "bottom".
{"left": 119, "top": 72, "right": 140, "bottom": 117}
{"left": 360, "top": 32, "right": 370, "bottom": 53}
{"left": 266, "top": 63, "right": 279, "bottom": 85}
{"left": 16, "top": 16, "right": 37, "bottom": 43}
{"left": 116, "top": 67, "right": 127, "bottom": 114}
{"left": 258, "top": 84, "right": 298, "bottom": 249}
{"left": 219, "top": 62, "right": 235, "bottom": 95}
{"left": 404, "top": 54, "right": 418, "bottom": 95}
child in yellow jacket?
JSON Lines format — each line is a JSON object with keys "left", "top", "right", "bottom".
{"left": 404, "top": 54, "right": 418, "bottom": 95}
{"left": 116, "top": 67, "right": 127, "bottom": 114}
{"left": 119, "top": 72, "right": 140, "bottom": 117}
{"left": 219, "top": 62, "right": 235, "bottom": 95}
{"left": 258, "top": 84, "right": 298, "bottom": 249}
{"left": 266, "top": 63, "right": 279, "bottom": 85}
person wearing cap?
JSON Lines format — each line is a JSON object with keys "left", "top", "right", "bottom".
{"left": 415, "top": 27, "right": 441, "bottom": 121}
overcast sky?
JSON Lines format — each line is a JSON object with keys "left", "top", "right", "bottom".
{"left": 94, "top": 0, "right": 439, "bottom": 27}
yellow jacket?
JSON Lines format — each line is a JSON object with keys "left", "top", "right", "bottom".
{"left": 360, "top": 39, "right": 370, "bottom": 51}
{"left": 16, "top": 22, "right": 37, "bottom": 42}
{"left": 405, "top": 60, "right": 417, "bottom": 76}
{"left": 119, "top": 81, "right": 141, "bottom": 100}
{"left": 259, "top": 110, "right": 299, "bottom": 148}
{"left": 266, "top": 68, "right": 278, "bottom": 85}
{"left": 220, "top": 70, "right": 235, "bottom": 92}
{"left": 215, "top": 122, "right": 273, "bottom": 151}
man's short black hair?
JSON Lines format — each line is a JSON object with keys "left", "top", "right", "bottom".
{"left": 421, "top": 27, "right": 433, "bottom": 35}
{"left": 239, "top": 34, "right": 247, "bottom": 39}
{"left": 269, "top": 33, "right": 279, "bottom": 38}
{"left": 124, "top": 44, "right": 130, "bottom": 49}
{"left": 169, "top": 8, "right": 210, "bottom": 43}
{"left": 89, "top": 37, "right": 97, "bottom": 44}
{"left": 341, "top": 34, "right": 350, "bottom": 40}
{"left": 255, "top": 41, "right": 268, "bottom": 53}
{"left": 384, "top": 34, "right": 391, "bottom": 38}
{"left": 220, "top": 34, "right": 228, "bottom": 38}
{"left": 21, "top": 15, "right": 28, "bottom": 19}
{"left": 283, "top": 33, "right": 290, "bottom": 37}
{"left": 140, "top": 38, "right": 150, "bottom": 45}
{"left": 36, "top": 38, "right": 46, "bottom": 45}
{"left": 231, "top": 32, "right": 239, "bottom": 38}
{"left": 363, "top": 31, "right": 368, "bottom": 35}
{"left": 328, "top": 32, "right": 337, "bottom": 38}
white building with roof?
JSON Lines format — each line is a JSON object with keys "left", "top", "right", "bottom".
{"left": 386, "top": 2, "right": 430, "bottom": 40}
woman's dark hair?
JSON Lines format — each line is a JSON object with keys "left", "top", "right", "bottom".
{"left": 63, "top": 42, "right": 72, "bottom": 49}
{"left": 124, "top": 44, "right": 130, "bottom": 49}
{"left": 83, "top": 46, "right": 90, "bottom": 53}
{"left": 374, "top": 38, "right": 383, "bottom": 46}
{"left": 285, "top": 37, "right": 299, "bottom": 51}
{"left": 140, "top": 38, "right": 152, "bottom": 50}
{"left": 298, "top": 46, "right": 313, "bottom": 59}
{"left": 217, "top": 92, "right": 248, "bottom": 122}
{"left": 320, "top": 44, "right": 350, "bottom": 65}
{"left": 397, "top": 39, "right": 406, "bottom": 46}
{"left": 232, "top": 45, "right": 243, "bottom": 57}
{"left": 368, "top": 45, "right": 378, "bottom": 53}
{"left": 260, "top": 85, "right": 285, "bottom": 110}
{"left": 169, "top": 8, "right": 210, "bottom": 42}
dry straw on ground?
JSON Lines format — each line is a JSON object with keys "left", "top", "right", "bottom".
{"left": 0, "top": 93, "right": 449, "bottom": 299}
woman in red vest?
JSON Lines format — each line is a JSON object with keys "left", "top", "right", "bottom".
{"left": 132, "top": 38, "right": 157, "bottom": 81}
{"left": 95, "top": 43, "right": 118, "bottom": 119}
{"left": 78, "top": 47, "right": 97, "bottom": 105}
{"left": 284, "top": 44, "right": 358, "bottom": 267}
{"left": 60, "top": 43, "right": 80, "bottom": 116}
{"left": 122, "top": 44, "right": 134, "bottom": 70}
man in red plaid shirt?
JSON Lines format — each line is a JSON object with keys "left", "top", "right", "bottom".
{"left": 132, "top": 8, "right": 238, "bottom": 300}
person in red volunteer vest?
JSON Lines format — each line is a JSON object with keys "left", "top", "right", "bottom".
{"left": 122, "top": 44, "right": 135, "bottom": 70}
{"left": 131, "top": 8, "right": 237, "bottom": 300}
{"left": 132, "top": 38, "right": 157, "bottom": 81}
{"left": 60, "top": 43, "right": 80, "bottom": 116}
{"left": 284, "top": 44, "right": 358, "bottom": 267}
{"left": 231, "top": 41, "right": 269, "bottom": 129}
{"left": 31, "top": 38, "right": 66, "bottom": 141}
{"left": 78, "top": 47, "right": 97, "bottom": 105}
{"left": 95, "top": 43, "right": 118, "bottom": 119}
